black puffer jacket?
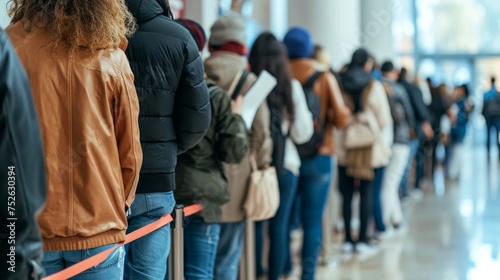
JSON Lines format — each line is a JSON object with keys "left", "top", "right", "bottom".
{"left": 0, "top": 28, "right": 46, "bottom": 280}
{"left": 125, "top": 0, "right": 211, "bottom": 193}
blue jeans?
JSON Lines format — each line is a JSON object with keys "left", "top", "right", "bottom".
{"left": 125, "top": 192, "right": 175, "bottom": 280}
{"left": 184, "top": 215, "right": 221, "bottom": 280}
{"left": 214, "top": 221, "right": 244, "bottom": 280}
{"left": 399, "top": 139, "right": 420, "bottom": 197}
{"left": 255, "top": 169, "right": 299, "bottom": 280}
{"left": 297, "top": 155, "right": 333, "bottom": 280}
{"left": 372, "top": 167, "right": 386, "bottom": 232}
{"left": 43, "top": 244, "right": 125, "bottom": 279}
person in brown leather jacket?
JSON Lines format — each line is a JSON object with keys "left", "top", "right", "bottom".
{"left": 283, "top": 26, "right": 351, "bottom": 280}
{"left": 7, "top": 1, "right": 142, "bottom": 278}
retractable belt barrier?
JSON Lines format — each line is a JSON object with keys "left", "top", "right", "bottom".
{"left": 42, "top": 204, "right": 203, "bottom": 280}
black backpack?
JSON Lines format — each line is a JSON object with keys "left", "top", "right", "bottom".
{"left": 269, "top": 104, "right": 289, "bottom": 176}
{"left": 483, "top": 93, "right": 500, "bottom": 118}
{"left": 296, "top": 71, "right": 324, "bottom": 160}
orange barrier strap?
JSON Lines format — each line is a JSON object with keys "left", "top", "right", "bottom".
{"left": 42, "top": 204, "right": 202, "bottom": 280}
{"left": 184, "top": 204, "right": 203, "bottom": 217}
{"left": 124, "top": 214, "right": 174, "bottom": 245}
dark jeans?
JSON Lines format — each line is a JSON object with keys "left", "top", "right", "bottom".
{"left": 297, "top": 155, "right": 333, "bottom": 280}
{"left": 486, "top": 117, "right": 500, "bottom": 155}
{"left": 415, "top": 138, "right": 437, "bottom": 189}
{"left": 255, "top": 169, "right": 298, "bottom": 280}
{"left": 338, "top": 166, "right": 375, "bottom": 244}
{"left": 184, "top": 216, "right": 221, "bottom": 280}
{"left": 372, "top": 168, "right": 386, "bottom": 232}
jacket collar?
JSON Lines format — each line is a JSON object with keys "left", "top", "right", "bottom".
{"left": 126, "top": 0, "right": 171, "bottom": 23}
{"left": 204, "top": 52, "right": 248, "bottom": 91}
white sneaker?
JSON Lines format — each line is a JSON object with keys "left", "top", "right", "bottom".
{"left": 341, "top": 242, "right": 354, "bottom": 254}
{"left": 355, "top": 242, "right": 378, "bottom": 255}
{"left": 376, "top": 228, "right": 396, "bottom": 241}
{"left": 411, "top": 189, "right": 423, "bottom": 200}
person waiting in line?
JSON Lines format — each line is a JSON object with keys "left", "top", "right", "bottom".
{"left": 337, "top": 49, "right": 392, "bottom": 255}
{"left": 284, "top": 26, "right": 351, "bottom": 280}
{"left": 173, "top": 18, "right": 249, "bottom": 280}
{"left": 204, "top": 13, "right": 273, "bottom": 280}
{"left": 482, "top": 76, "right": 500, "bottom": 160}
{"left": 369, "top": 55, "right": 394, "bottom": 243}
{"left": 250, "top": 32, "right": 314, "bottom": 280}
{"left": 379, "top": 61, "right": 415, "bottom": 238}
{"left": 7, "top": 0, "right": 143, "bottom": 278}
{"left": 123, "top": 0, "right": 211, "bottom": 279}
{"left": 0, "top": 28, "right": 47, "bottom": 280}
{"left": 312, "top": 44, "right": 346, "bottom": 97}
{"left": 424, "top": 83, "right": 453, "bottom": 188}
{"left": 398, "top": 68, "right": 434, "bottom": 200}
{"left": 447, "top": 84, "right": 474, "bottom": 180}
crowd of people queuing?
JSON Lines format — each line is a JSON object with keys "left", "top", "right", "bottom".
{"left": 1, "top": 0, "right": 498, "bottom": 280}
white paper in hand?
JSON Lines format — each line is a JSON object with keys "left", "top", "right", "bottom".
{"left": 242, "top": 70, "right": 277, "bottom": 129}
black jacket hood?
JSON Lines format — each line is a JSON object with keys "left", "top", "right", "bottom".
{"left": 340, "top": 67, "right": 372, "bottom": 95}
{"left": 126, "top": 0, "right": 172, "bottom": 23}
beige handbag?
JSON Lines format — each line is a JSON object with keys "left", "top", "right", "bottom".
{"left": 344, "top": 110, "right": 379, "bottom": 150}
{"left": 244, "top": 155, "right": 280, "bottom": 221}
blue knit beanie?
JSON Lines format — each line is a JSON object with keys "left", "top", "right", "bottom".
{"left": 283, "top": 27, "right": 314, "bottom": 59}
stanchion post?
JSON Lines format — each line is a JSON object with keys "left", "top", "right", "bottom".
{"left": 168, "top": 204, "right": 185, "bottom": 280}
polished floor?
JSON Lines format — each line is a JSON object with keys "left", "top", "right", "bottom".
{"left": 288, "top": 146, "right": 500, "bottom": 280}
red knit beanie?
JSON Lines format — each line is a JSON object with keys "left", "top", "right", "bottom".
{"left": 175, "top": 19, "right": 207, "bottom": 52}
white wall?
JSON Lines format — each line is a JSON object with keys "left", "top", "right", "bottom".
{"left": 360, "top": 0, "right": 397, "bottom": 63}
{"left": 184, "top": 0, "right": 218, "bottom": 38}
{"left": 1, "top": 2, "right": 10, "bottom": 28}
{"left": 288, "top": 0, "right": 361, "bottom": 69}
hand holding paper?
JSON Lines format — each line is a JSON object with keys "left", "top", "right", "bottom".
{"left": 241, "top": 70, "right": 277, "bottom": 129}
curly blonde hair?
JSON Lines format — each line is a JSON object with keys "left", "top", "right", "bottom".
{"left": 8, "top": 0, "right": 137, "bottom": 51}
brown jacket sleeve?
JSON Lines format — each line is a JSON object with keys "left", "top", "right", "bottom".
{"left": 114, "top": 54, "right": 143, "bottom": 208}
{"left": 326, "top": 72, "right": 351, "bottom": 128}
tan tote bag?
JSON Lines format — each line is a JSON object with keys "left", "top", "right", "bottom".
{"left": 244, "top": 155, "right": 280, "bottom": 221}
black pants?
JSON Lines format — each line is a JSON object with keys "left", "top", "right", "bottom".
{"left": 486, "top": 117, "right": 500, "bottom": 156}
{"left": 338, "top": 166, "right": 373, "bottom": 244}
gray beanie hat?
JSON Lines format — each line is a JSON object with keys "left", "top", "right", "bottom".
{"left": 209, "top": 13, "right": 246, "bottom": 47}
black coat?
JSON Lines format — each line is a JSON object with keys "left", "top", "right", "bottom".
{"left": 398, "top": 79, "right": 431, "bottom": 139}
{"left": 0, "top": 28, "right": 46, "bottom": 280}
{"left": 125, "top": 0, "right": 211, "bottom": 193}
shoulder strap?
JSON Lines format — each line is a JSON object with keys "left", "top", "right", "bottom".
{"left": 232, "top": 70, "right": 251, "bottom": 99}
{"left": 303, "top": 71, "right": 323, "bottom": 90}
{"left": 361, "top": 79, "right": 375, "bottom": 110}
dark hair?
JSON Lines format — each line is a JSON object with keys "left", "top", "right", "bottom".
{"left": 349, "top": 48, "right": 370, "bottom": 69}
{"left": 249, "top": 32, "right": 295, "bottom": 121}
{"left": 399, "top": 67, "right": 408, "bottom": 80}
{"left": 381, "top": 61, "right": 394, "bottom": 73}
{"left": 492, "top": 76, "right": 496, "bottom": 86}
{"left": 459, "top": 84, "right": 470, "bottom": 97}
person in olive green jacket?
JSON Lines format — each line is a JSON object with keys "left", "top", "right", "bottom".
{"left": 174, "top": 19, "right": 249, "bottom": 279}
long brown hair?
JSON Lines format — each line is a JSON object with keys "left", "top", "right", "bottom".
{"left": 8, "top": 0, "right": 136, "bottom": 51}
{"left": 249, "top": 32, "right": 295, "bottom": 121}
